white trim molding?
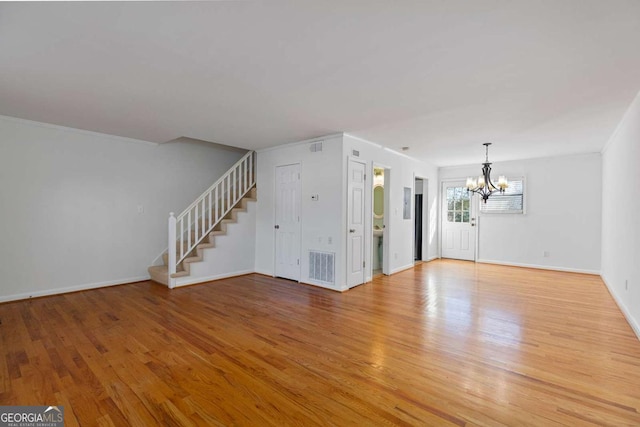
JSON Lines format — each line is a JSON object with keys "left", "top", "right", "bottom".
{"left": 601, "top": 275, "right": 640, "bottom": 342}
{"left": 390, "top": 263, "right": 415, "bottom": 275}
{"left": 0, "top": 275, "right": 150, "bottom": 303}
{"left": 174, "top": 270, "right": 255, "bottom": 288}
{"left": 477, "top": 259, "right": 600, "bottom": 275}
{"left": 257, "top": 133, "right": 344, "bottom": 153}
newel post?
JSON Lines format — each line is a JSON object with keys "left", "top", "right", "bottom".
{"left": 168, "top": 212, "right": 177, "bottom": 289}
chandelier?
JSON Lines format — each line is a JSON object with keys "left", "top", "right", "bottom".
{"left": 466, "top": 143, "right": 508, "bottom": 203}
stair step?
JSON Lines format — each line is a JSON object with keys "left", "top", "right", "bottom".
{"left": 170, "top": 270, "right": 189, "bottom": 279}
{"left": 183, "top": 255, "right": 203, "bottom": 265}
{"left": 162, "top": 243, "right": 216, "bottom": 265}
{"left": 148, "top": 183, "right": 257, "bottom": 285}
{"left": 148, "top": 265, "right": 169, "bottom": 286}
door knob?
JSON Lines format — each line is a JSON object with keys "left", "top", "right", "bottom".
{"left": 274, "top": 225, "right": 280, "bottom": 229}
{"left": 349, "top": 229, "right": 356, "bottom": 233}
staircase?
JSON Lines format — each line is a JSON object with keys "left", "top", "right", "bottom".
{"left": 148, "top": 151, "right": 256, "bottom": 288}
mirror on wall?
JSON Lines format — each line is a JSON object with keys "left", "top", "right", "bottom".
{"left": 373, "top": 185, "right": 384, "bottom": 218}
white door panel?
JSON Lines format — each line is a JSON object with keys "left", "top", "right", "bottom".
{"left": 460, "top": 230, "right": 471, "bottom": 250}
{"left": 444, "top": 230, "right": 454, "bottom": 250}
{"left": 275, "top": 164, "right": 301, "bottom": 281}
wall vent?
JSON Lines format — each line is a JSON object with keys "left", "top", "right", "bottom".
{"left": 308, "top": 251, "right": 335, "bottom": 285}
{"left": 352, "top": 149, "right": 360, "bottom": 157}
{"left": 310, "top": 141, "right": 323, "bottom": 152}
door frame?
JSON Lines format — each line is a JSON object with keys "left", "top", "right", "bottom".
{"left": 273, "top": 162, "right": 302, "bottom": 281}
{"left": 371, "top": 162, "right": 391, "bottom": 277}
{"left": 413, "top": 175, "right": 429, "bottom": 263}
{"left": 439, "top": 178, "right": 479, "bottom": 262}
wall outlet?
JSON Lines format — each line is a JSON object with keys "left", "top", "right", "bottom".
{"left": 328, "top": 236, "right": 332, "bottom": 244}
{"left": 625, "top": 279, "right": 628, "bottom": 290}
{"left": 137, "top": 205, "right": 144, "bottom": 214}
{"left": 543, "top": 251, "right": 550, "bottom": 257}
{"left": 394, "top": 253, "right": 398, "bottom": 260}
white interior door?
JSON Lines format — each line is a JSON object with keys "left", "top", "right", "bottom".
{"left": 347, "top": 158, "right": 366, "bottom": 288}
{"left": 441, "top": 181, "right": 476, "bottom": 261}
{"left": 275, "top": 164, "right": 301, "bottom": 281}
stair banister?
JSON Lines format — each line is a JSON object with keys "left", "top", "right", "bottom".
{"left": 167, "top": 151, "right": 256, "bottom": 288}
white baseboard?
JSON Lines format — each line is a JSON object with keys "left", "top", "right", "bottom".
{"left": 476, "top": 259, "right": 600, "bottom": 275}
{"left": 174, "top": 270, "right": 254, "bottom": 287}
{"left": 254, "top": 268, "right": 274, "bottom": 277}
{"left": 0, "top": 275, "right": 150, "bottom": 303}
{"left": 601, "top": 275, "right": 640, "bottom": 342}
{"left": 299, "top": 280, "right": 345, "bottom": 292}
{"left": 424, "top": 255, "right": 439, "bottom": 262}
{"left": 390, "top": 263, "right": 415, "bottom": 275}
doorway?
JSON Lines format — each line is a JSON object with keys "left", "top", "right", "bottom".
{"left": 441, "top": 180, "right": 476, "bottom": 261}
{"left": 274, "top": 163, "right": 301, "bottom": 281}
{"left": 371, "top": 165, "right": 390, "bottom": 277}
{"left": 414, "top": 177, "right": 428, "bottom": 262}
{"left": 372, "top": 167, "right": 384, "bottom": 277}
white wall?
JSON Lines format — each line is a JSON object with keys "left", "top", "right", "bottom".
{"left": 255, "top": 134, "right": 438, "bottom": 291}
{"left": 175, "top": 200, "right": 256, "bottom": 287}
{"left": 439, "top": 152, "right": 602, "bottom": 273}
{"left": 601, "top": 91, "right": 640, "bottom": 338}
{"left": 0, "top": 116, "right": 244, "bottom": 301}
{"left": 254, "top": 135, "right": 344, "bottom": 290}
{"left": 342, "top": 134, "right": 440, "bottom": 280}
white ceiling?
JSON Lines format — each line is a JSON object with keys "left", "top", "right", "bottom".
{"left": 1, "top": 1, "right": 639, "bottom": 166}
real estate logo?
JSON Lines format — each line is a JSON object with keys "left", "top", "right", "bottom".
{"left": 0, "top": 406, "right": 64, "bottom": 427}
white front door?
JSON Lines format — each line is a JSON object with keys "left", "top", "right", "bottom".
{"left": 347, "top": 158, "right": 366, "bottom": 288}
{"left": 275, "top": 164, "right": 301, "bottom": 281}
{"left": 441, "top": 181, "right": 476, "bottom": 261}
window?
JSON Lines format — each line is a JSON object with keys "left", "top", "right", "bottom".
{"left": 446, "top": 186, "right": 470, "bottom": 222}
{"left": 480, "top": 178, "right": 524, "bottom": 214}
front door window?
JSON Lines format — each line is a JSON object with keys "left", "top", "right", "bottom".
{"left": 446, "top": 187, "right": 470, "bottom": 223}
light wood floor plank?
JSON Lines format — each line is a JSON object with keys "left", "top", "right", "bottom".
{"left": 1, "top": 259, "right": 640, "bottom": 425}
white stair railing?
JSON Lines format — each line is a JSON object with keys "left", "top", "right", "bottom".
{"left": 167, "top": 151, "right": 255, "bottom": 288}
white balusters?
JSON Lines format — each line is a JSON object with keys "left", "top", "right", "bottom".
{"left": 168, "top": 213, "right": 176, "bottom": 289}
{"left": 201, "top": 198, "right": 205, "bottom": 241}
{"left": 167, "top": 151, "right": 256, "bottom": 279}
{"left": 187, "top": 210, "right": 192, "bottom": 254}
{"left": 215, "top": 186, "right": 219, "bottom": 224}
{"left": 226, "top": 173, "right": 231, "bottom": 211}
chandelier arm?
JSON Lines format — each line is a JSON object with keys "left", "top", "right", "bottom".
{"left": 482, "top": 163, "right": 499, "bottom": 191}
{"left": 469, "top": 187, "right": 496, "bottom": 198}
{"left": 485, "top": 176, "right": 499, "bottom": 191}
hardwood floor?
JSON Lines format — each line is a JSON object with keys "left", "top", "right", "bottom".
{"left": 1, "top": 260, "right": 639, "bottom": 426}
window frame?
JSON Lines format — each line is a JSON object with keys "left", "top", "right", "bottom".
{"left": 446, "top": 185, "right": 472, "bottom": 223}
{"left": 478, "top": 176, "right": 526, "bottom": 215}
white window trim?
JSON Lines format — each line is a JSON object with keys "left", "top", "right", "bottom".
{"left": 478, "top": 176, "right": 526, "bottom": 215}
